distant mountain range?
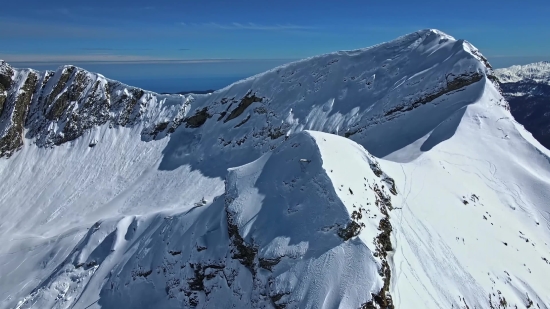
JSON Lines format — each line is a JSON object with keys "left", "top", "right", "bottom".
{"left": 495, "top": 62, "right": 550, "bottom": 149}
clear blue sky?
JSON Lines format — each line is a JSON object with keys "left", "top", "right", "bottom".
{"left": 1, "top": 0, "right": 549, "bottom": 91}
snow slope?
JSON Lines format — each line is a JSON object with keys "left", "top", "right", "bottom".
{"left": 1, "top": 29, "right": 549, "bottom": 309}
{"left": 10, "top": 131, "right": 396, "bottom": 309}
{"left": 383, "top": 80, "right": 550, "bottom": 309}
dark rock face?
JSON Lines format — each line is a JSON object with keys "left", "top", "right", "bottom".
{"left": 500, "top": 81, "right": 550, "bottom": 149}
{"left": 26, "top": 69, "right": 144, "bottom": 146}
{"left": 0, "top": 63, "right": 185, "bottom": 157}
{"left": 224, "top": 91, "right": 263, "bottom": 123}
{"left": 0, "top": 71, "right": 38, "bottom": 157}
{"left": 185, "top": 107, "right": 211, "bottom": 128}
{"left": 45, "top": 66, "right": 76, "bottom": 121}
{"left": 0, "top": 61, "right": 13, "bottom": 90}
{"left": 0, "top": 61, "right": 14, "bottom": 118}
{"left": 0, "top": 84, "right": 6, "bottom": 117}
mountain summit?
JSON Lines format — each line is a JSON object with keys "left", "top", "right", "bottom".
{"left": 1, "top": 30, "right": 549, "bottom": 309}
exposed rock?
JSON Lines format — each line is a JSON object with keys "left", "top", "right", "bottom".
{"left": 0, "top": 61, "right": 14, "bottom": 118}
{"left": 149, "top": 122, "right": 169, "bottom": 139}
{"left": 224, "top": 91, "right": 263, "bottom": 123}
{"left": 362, "top": 183, "right": 395, "bottom": 309}
{"left": 114, "top": 88, "right": 144, "bottom": 127}
{"left": 45, "top": 66, "right": 75, "bottom": 120}
{"left": 270, "top": 292, "right": 290, "bottom": 309}
{"left": 185, "top": 107, "right": 211, "bottom": 128}
{"left": 0, "top": 60, "right": 14, "bottom": 90}
{"left": 258, "top": 257, "right": 280, "bottom": 271}
{"left": 0, "top": 71, "right": 38, "bottom": 157}
{"left": 0, "top": 84, "right": 6, "bottom": 118}
{"left": 234, "top": 114, "right": 251, "bottom": 128}
{"left": 385, "top": 72, "right": 483, "bottom": 117}
{"left": 225, "top": 208, "right": 257, "bottom": 272}
{"left": 338, "top": 220, "right": 363, "bottom": 241}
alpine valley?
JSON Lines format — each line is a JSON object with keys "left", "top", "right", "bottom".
{"left": 1, "top": 29, "right": 549, "bottom": 309}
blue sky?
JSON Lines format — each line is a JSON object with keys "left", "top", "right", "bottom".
{"left": 1, "top": 0, "right": 549, "bottom": 91}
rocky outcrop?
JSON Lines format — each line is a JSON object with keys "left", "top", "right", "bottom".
{"left": 185, "top": 107, "right": 211, "bottom": 128}
{"left": 0, "top": 64, "right": 190, "bottom": 156}
{"left": 223, "top": 91, "right": 263, "bottom": 123}
{"left": 0, "top": 70, "right": 38, "bottom": 157}
{"left": 384, "top": 72, "right": 483, "bottom": 118}
{"left": 0, "top": 61, "right": 14, "bottom": 118}
{"left": 26, "top": 68, "right": 150, "bottom": 146}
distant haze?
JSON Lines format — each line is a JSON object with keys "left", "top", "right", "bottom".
{"left": 8, "top": 60, "right": 296, "bottom": 93}
{"left": 7, "top": 54, "right": 549, "bottom": 94}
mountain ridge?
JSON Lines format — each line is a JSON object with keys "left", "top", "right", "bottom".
{"left": 1, "top": 29, "right": 549, "bottom": 309}
{"left": 0, "top": 29, "right": 503, "bottom": 161}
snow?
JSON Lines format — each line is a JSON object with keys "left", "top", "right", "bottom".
{"left": 381, "top": 80, "right": 550, "bottom": 308}
{"left": 224, "top": 131, "right": 392, "bottom": 308}
{"left": 1, "top": 29, "right": 550, "bottom": 309}
{"left": 495, "top": 61, "right": 550, "bottom": 84}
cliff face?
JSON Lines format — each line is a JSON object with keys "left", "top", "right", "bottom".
{"left": 0, "top": 62, "right": 192, "bottom": 157}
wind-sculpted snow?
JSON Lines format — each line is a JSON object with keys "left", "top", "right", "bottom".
{"left": 12, "top": 131, "right": 396, "bottom": 309}
{"left": 159, "top": 29, "right": 502, "bottom": 165}
{"left": 381, "top": 81, "right": 550, "bottom": 308}
{"left": 1, "top": 29, "right": 550, "bottom": 309}
{"left": 1, "top": 29, "right": 501, "bottom": 160}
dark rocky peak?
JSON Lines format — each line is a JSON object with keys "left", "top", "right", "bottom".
{"left": 0, "top": 60, "right": 14, "bottom": 89}
{"left": 0, "top": 68, "right": 38, "bottom": 157}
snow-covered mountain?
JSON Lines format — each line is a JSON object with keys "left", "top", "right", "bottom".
{"left": 1, "top": 29, "right": 550, "bottom": 309}
{"left": 495, "top": 62, "right": 550, "bottom": 149}
{"left": 496, "top": 62, "right": 550, "bottom": 84}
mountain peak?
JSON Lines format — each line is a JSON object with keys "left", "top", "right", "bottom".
{"left": 2, "top": 30, "right": 550, "bottom": 309}
{"left": 0, "top": 29, "right": 502, "bottom": 159}
{"left": 0, "top": 60, "right": 13, "bottom": 88}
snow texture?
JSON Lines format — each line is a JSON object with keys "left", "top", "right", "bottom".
{"left": 0, "top": 29, "right": 549, "bottom": 309}
{"left": 495, "top": 61, "right": 550, "bottom": 84}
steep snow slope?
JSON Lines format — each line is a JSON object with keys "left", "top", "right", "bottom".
{"left": 12, "top": 131, "right": 397, "bottom": 309}
{"left": 494, "top": 63, "right": 550, "bottom": 149}
{"left": 1, "top": 29, "right": 549, "bottom": 309}
{"left": 382, "top": 80, "right": 550, "bottom": 308}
